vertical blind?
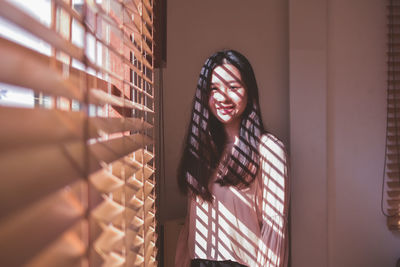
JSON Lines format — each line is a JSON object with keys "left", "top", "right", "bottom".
{"left": 386, "top": 0, "right": 400, "bottom": 231}
{"left": 0, "top": 0, "right": 157, "bottom": 266}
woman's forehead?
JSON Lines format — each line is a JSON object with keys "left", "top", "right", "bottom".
{"left": 211, "top": 64, "right": 242, "bottom": 84}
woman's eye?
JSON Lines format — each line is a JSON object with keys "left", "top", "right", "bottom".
{"left": 230, "top": 86, "right": 240, "bottom": 90}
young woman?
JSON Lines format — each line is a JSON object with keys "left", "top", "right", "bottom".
{"left": 175, "top": 50, "right": 289, "bottom": 267}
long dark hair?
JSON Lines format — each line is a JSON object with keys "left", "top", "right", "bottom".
{"left": 177, "top": 50, "right": 265, "bottom": 201}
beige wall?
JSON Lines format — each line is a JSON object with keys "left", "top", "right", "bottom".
{"left": 162, "top": 0, "right": 289, "bottom": 221}
{"left": 162, "top": 0, "right": 400, "bottom": 266}
{"left": 290, "top": 0, "right": 400, "bottom": 266}
{"left": 327, "top": 0, "right": 400, "bottom": 265}
{"left": 290, "top": 0, "right": 329, "bottom": 265}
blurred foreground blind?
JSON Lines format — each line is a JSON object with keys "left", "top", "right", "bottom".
{"left": 386, "top": 0, "right": 400, "bottom": 231}
{"left": 0, "top": 0, "right": 157, "bottom": 266}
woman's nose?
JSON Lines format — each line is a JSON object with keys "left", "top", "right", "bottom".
{"left": 213, "top": 90, "right": 229, "bottom": 102}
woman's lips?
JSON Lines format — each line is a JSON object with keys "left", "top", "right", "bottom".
{"left": 217, "top": 105, "right": 235, "bottom": 115}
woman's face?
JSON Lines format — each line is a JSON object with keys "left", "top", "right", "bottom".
{"left": 208, "top": 64, "right": 248, "bottom": 125}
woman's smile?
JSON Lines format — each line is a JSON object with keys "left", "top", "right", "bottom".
{"left": 216, "top": 103, "right": 235, "bottom": 115}
{"left": 208, "top": 64, "right": 248, "bottom": 125}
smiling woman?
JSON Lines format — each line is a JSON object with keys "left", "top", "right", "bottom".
{"left": 175, "top": 50, "right": 290, "bottom": 267}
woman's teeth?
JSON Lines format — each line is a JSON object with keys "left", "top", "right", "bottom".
{"left": 218, "top": 106, "right": 234, "bottom": 115}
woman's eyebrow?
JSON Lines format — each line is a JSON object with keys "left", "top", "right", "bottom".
{"left": 211, "top": 80, "right": 241, "bottom": 86}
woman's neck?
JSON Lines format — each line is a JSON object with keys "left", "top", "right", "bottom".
{"left": 224, "top": 118, "right": 241, "bottom": 144}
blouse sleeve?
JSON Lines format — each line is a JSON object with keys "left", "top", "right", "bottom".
{"left": 175, "top": 196, "right": 192, "bottom": 267}
{"left": 256, "top": 134, "right": 290, "bottom": 267}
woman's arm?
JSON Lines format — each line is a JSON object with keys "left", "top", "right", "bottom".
{"left": 256, "top": 134, "right": 290, "bottom": 267}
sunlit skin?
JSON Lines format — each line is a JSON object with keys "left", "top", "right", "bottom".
{"left": 208, "top": 64, "right": 248, "bottom": 143}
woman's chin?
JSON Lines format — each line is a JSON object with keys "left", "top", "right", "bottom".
{"left": 215, "top": 115, "right": 236, "bottom": 124}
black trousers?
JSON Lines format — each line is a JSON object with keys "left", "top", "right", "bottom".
{"left": 190, "top": 259, "right": 247, "bottom": 267}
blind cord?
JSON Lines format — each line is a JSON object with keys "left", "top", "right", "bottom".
{"left": 159, "top": 67, "right": 166, "bottom": 221}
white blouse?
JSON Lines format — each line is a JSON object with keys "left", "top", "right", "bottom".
{"left": 175, "top": 134, "right": 289, "bottom": 267}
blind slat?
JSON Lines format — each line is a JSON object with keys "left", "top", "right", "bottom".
{"left": 388, "top": 190, "right": 400, "bottom": 198}
{"left": 94, "top": 225, "right": 124, "bottom": 254}
{"left": 387, "top": 145, "right": 400, "bottom": 152}
{"left": 90, "top": 88, "right": 153, "bottom": 112}
{"left": 7, "top": 107, "right": 155, "bottom": 145}
{"left": 144, "top": 211, "right": 155, "bottom": 232}
{"left": 129, "top": 194, "right": 144, "bottom": 209}
{"left": 128, "top": 176, "right": 145, "bottom": 190}
{"left": 388, "top": 199, "right": 400, "bottom": 207}
{"left": 143, "top": 0, "right": 153, "bottom": 13}
{"left": 102, "top": 252, "right": 125, "bottom": 267}
{"left": 144, "top": 180, "right": 155, "bottom": 198}
{"left": 123, "top": 56, "right": 154, "bottom": 84}
{"left": 0, "top": 142, "right": 88, "bottom": 218}
{"left": 386, "top": 162, "right": 400, "bottom": 170}
{"left": 0, "top": 37, "right": 82, "bottom": 100}
{"left": 0, "top": 133, "right": 150, "bottom": 217}
{"left": 388, "top": 181, "right": 400, "bottom": 188}
{"left": 142, "top": 36, "right": 153, "bottom": 55}
{"left": 125, "top": 207, "right": 142, "bottom": 225}
{"left": 0, "top": 107, "right": 96, "bottom": 150}
{"left": 26, "top": 228, "right": 86, "bottom": 267}
{"left": 387, "top": 208, "right": 400, "bottom": 216}
{"left": 93, "top": 2, "right": 122, "bottom": 33}
{"left": 144, "top": 240, "right": 155, "bottom": 258}
{"left": 142, "top": 5, "right": 153, "bottom": 27}
{"left": 123, "top": 0, "right": 153, "bottom": 29}
{"left": 90, "top": 169, "right": 124, "bottom": 193}
{"left": 133, "top": 148, "right": 154, "bottom": 165}
{"left": 0, "top": 1, "right": 84, "bottom": 60}
{"left": 90, "top": 133, "right": 153, "bottom": 165}
{"left": 387, "top": 135, "right": 400, "bottom": 142}
{"left": 0, "top": 186, "right": 84, "bottom": 267}
{"left": 387, "top": 171, "right": 400, "bottom": 179}
{"left": 387, "top": 107, "right": 400, "bottom": 113}
{"left": 112, "top": 159, "right": 141, "bottom": 179}
{"left": 144, "top": 196, "right": 155, "bottom": 213}
{"left": 131, "top": 215, "right": 144, "bottom": 229}
{"left": 134, "top": 165, "right": 155, "bottom": 181}
{"left": 387, "top": 153, "right": 400, "bottom": 160}
{"left": 387, "top": 215, "right": 400, "bottom": 230}
{"left": 0, "top": 36, "right": 113, "bottom": 99}
{"left": 123, "top": 32, "right": 153, "bottom": 61}
{"left": 53, "top": 0, "right": 84, "bottom": 25}
{"left": 92, "top": 197, "right": 125, "bottom": 224}
{"left": 0, "top": 105, "right": 152, "bottom": 150}
{"left": 132, "top": 233, "right": 144, "bottom": 248}
{"left": 122, "top": 12, "right": 153, "bottom": 46}
{"left": 92, "top": 117, "right": 152, "bottom": 134}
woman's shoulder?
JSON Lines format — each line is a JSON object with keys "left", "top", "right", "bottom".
{"left": 259, "top": 132, "right": 287, "bottom": 159}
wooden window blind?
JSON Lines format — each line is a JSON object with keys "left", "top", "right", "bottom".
{"left": 0, "top": 0, "right": 157, "bottom": 266}
{"left": 385, "top": 0, "right": 400, "bottom": 231}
